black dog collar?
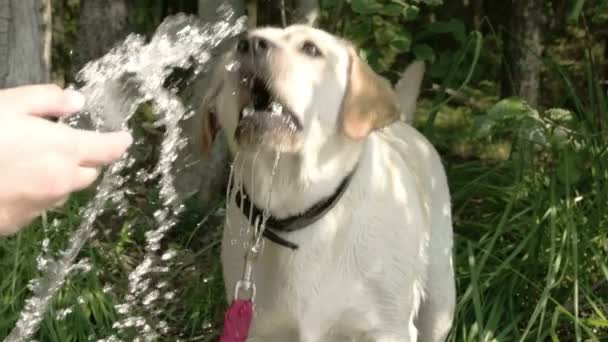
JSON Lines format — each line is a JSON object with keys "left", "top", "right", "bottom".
{"left": 233, "top": 167, "right": 357, "bottom": 250}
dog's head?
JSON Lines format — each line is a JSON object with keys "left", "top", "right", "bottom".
{"left": 200, "top": 25, "right": 424, "bottom": 156}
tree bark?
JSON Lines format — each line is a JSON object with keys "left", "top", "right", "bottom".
{"left": 257, "top": 0, "right": 319, "bottom": 27}
{"left": 604, "top": 36, "right": 608, "bottom": 97}
{"left": 41, "top": 0, "right": 51, "bottom": 80}
{"left": 74, "top": 0, "right": 132, "bottom": 71}
{"left": 0, "top": 0, "right": 50, "bottom": 88}
{"left": 293, "top": 0, "right": 319, "bottom": 26}
{"left": 500, "top": 0, "right": 546, "bottom": 108}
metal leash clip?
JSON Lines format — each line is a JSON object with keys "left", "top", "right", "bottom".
{"left": 233, "top": 257, "right": 257, "bottom": 302}
{"left": 233, "top": 217, "right": 263, "bottom": 302}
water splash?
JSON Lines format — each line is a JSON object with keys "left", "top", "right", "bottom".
{"left": 225, "top": 149, "right": 282, "bottom": 257}
{"left": 105, "top": 11, "right": 245, "bottom": 340}
{"left": 256, "top": 151, "right": 282, "bottom": 247}
{"left": 5, "top": 158, "right": 131, "bottom": 342}
{"left": 5, "top": 10, "right": 246, "bottom": 342}
{"left": 269, "top": 102, "right": 283, "bottom": 116}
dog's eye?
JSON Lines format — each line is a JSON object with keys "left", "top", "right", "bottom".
{"left": 301, "top": 41, "right": 323, "bottom": 58}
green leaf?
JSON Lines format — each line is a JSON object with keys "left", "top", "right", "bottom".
{"left": 371, "top": 15, "right": 385, "bottom": 27}
{"left": 487, "top": 97, "right": 535, "bottom": 120}
{"left": 350, "top": 0, "right": 383, "bottom": 14}
{"left": 366, "top": 50, "right": 382, "bottom": 72}
{"left": 402, "top": 5, "right": 420, "bottom": 21}
{"left": 473, "top": 115, "right": 497, "bottom": 138}
{"left": 319, "top": 0, "right": 339, "bottom": 9}
{"left": 374, "top": 26, "right": 397, "bottom": 45}
{"left": 584, "top": 318, "right": 608, "bottom": 328}
{"left": 518, "top": 117, "right": 549, "bottom": 147}
{"left": 568, "top": 0, "right": 586, "bottom": 23}
{"left": 419, "top": 18, "right": 467, "bottom": 44}
{"left": 546, "top": 108, "right": 574, "bottom": 123}
{"left": 428, "top": 51, "right": 456, "bottom": 79}
{"left": 391, "top": 35, "right": 412, "bottom": 52}
{"left": 347, "top": 19, "right": 373, "bottom": 44}
{"left": 380, "top": 4, "right": 403, "bottom": 16}
{"left": 412, "top": 44, "right": 435, "bottom": 62}
{"left": 419, "top": 0, "right": 443, "bottom": 5}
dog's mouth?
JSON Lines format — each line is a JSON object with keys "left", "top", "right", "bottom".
{"left": 238, "top": 76, "right": 301, "bottom": 128}
{"left": 235, "top": 74, "right": 303, "bottom": 152}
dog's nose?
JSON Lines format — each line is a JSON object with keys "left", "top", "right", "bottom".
{"left": 236, "top": 37, "right": 250, "bottom": 54}
{"left": 237, "top": 36, "right": 274, "bottom": 56}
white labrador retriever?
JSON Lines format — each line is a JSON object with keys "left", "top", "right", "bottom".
{"left": 199, "top": 25, "right": 455, "bottom": 342}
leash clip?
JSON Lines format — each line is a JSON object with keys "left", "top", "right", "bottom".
{"left": 233, "top": 279, "right": 256, "bottom": 302}
{"left": 233, "top": 217, "right": 263, "bottom": 302}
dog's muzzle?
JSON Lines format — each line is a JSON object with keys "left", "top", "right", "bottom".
{"left": 233, "top": 34, "right": 303, "bottom": 152}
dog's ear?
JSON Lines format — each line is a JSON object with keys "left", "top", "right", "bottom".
{"left": 394, "top": 61, "right": 425, "bottom": 124}
{"left": 340, "top": 44, "right": 400, "bottom": 141}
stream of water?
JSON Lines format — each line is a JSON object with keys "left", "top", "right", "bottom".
{"left": 4, "top": 8, "right": 246, "bottom": 342}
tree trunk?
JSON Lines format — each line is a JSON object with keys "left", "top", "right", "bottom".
{"left": 257, "top": 0, "right": 319, "bottom": 27}
{"left": 41, "top": 0, "right": 51, "bottom": 80}
{"left": 0, "top": 0, "right": 50, "bottom": 88}
{"left": 74, "top": 0, "right": 132, "bottom": 71}
{"left": 603, "top": 36, "right": 608, "bottom": 98}
{"left": 294, "top": 0, "right": 319, "bottom": 26}
{"left": 500, "top": 0, "right": 545, "bottom": 108}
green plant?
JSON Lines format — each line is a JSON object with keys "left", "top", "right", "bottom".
{"left": 444, "top": 32, "right": 608, "bottom": 339}
{"left": 319, "top": 0, "right": 475, "bottom": 84}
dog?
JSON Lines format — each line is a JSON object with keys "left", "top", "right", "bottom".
{"left": 198, "top": 25, "right": 455, "bottom": 342}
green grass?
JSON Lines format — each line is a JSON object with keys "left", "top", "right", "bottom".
{"left": 432, "top": 47, "right": 608, "bottom": 340}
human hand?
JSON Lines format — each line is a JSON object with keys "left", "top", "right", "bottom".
{"left": 0, "top": 84, "right": 133, "bottom": 236}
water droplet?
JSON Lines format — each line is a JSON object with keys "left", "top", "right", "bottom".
{"left": 142, "top": 290, "right": 160, "bottom": 306}
{"left": 270, "top": 101, "right": 283, "bottom": 116}
{"left": 57, "top": 307, "right": 73, "bottom": 321}
{"left": 242, "top": 106, "right": 255, "bottom": 117}
{"left": 160, "top": 249, "right": 177, "bottom": 261}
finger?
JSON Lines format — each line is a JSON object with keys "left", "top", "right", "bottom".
{"left": 0, "top": 84, "right": 85, "bottom": 117}
{"left": 71, "top": 130, "right": 133, "bottom": 167}
{"left": 72, "top": 167, "right": 101, "bottom": 192}
{"left": 0, "top": 205, "right": 40, "bottom": 236}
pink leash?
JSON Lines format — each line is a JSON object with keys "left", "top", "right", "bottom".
{"left": 219, "top": 243, "right": 259, "bottom": 342}
{"left": 219, "top": 299, "right": 254, "bottom": 342}
{"left": 219, "top": 212, "right": 263, "bottom": 341}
